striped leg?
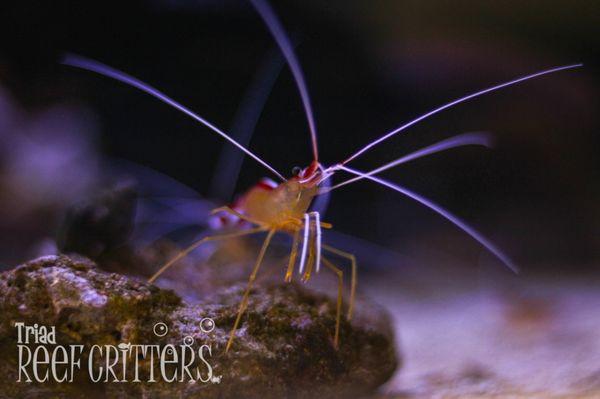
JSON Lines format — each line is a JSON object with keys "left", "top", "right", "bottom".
{"left": 298, "top": 214, "right": 310, "bottom": 277}
{"left": 302, "top": 212, "right": 322, "bottom": 282}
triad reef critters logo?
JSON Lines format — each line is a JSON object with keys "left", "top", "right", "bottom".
{"left": 15, "top": 319, "right": 221, "bottom": 384}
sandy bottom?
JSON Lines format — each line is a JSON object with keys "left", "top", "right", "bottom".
{"left": 363, "top": 267, "right": 600, "bottom": 398}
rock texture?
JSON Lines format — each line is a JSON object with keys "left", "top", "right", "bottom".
{"left": 0, "top": 255, "right": 397, "bottom": 398}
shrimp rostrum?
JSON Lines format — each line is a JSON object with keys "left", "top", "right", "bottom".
{"left": 61, "top": 0, "right": 581, "bottom": 352}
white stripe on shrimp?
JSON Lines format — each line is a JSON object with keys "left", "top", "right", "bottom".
{"left": 311, "top": 211, "right": 322, "bottom": 273}
{"left": 298, "top": 213, "right": 310, "bottom": 275}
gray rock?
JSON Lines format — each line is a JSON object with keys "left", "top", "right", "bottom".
{"left": 0, "top": 255, "right": 398, "bottom": 398}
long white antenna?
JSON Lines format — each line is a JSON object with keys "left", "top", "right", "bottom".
{"left": 250, "top": 0, "right": 319, "bottom": 161}
{"left": 342, "top": 64, "right": 582, "bottom": 165}
{"left": 326, "top": 132, "right": 492, "bottom": 191}
{"left": 338, "top": 165, "right": 519, "bottom": 273}
{"left": 62, "top": 53, "right": 286, "bottom": 181}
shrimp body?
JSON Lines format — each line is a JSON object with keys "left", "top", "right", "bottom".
{"left": 210, "top": 161, "right": 331, "bottom": 287}
{"left": 236, "top": 162, "right": 320, "bottom": 233}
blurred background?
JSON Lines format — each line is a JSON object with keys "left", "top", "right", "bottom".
{"left": 1, "top": 0, "right": 599, "bottom": 396}
{"left": 0, "top": 0, "right": 597, "bottom": 271}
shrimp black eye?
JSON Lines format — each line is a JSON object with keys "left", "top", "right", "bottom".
{"left": 292, "top": 166, "right": 302, "bottom": 176}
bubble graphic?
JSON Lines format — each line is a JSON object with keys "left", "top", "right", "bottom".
{"left": 200, "top": 317, "right": 215, "bottom": 333}
{"left": 183, "top": 335, "right": 195, "bottom": 346}
{"left": 153, "top": 322, "right": 168, "bottom": 337}
{"left": 118, "top": 342, "right": 130, "bottom": 350}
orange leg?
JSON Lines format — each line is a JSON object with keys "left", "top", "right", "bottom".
{"left": 148, "top": 227, "right": 265, "bottom": 283}
{"left": 321, "top": 256, "right": 343, "bottom": 348}
{"left": 285, "top": 229, "right": 301, "bottom": 282}
{"left": 322, "top": 244, "right": 357, "bottom": 320}
{"left": 225, "top": 229, "right": 276, "bottom": 353}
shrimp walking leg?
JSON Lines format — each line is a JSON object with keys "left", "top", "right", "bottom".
{"left": 321, "top": 256, "right": 343, "bottom": 348}
{"left": 322, "top": 244, "right": 357, "bottom": 320}
{"left": 302, "top": 216, "right": 317, "bottom": 282}
{"left": 285, "top": 229, "right": 301, "bottom": 282}
{"left": 225, "top": 229, "right": 276, "bottom": 353}
{"left": 148, "top": 227, "right": 266, "bottom": 283}
{"left": 302, "top": 212, "right": 322, "bottom": 282}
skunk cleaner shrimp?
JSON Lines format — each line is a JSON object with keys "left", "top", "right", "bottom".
{"left": 61, "top": 0, "right": 582, "bottom": 353}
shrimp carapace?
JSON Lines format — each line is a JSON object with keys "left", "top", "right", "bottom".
{"left": 237, "top": 161, "right": 322, "bottom": 232}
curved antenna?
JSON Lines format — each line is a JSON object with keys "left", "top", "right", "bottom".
{"left": 342, "top": 64, "right": 583, "bottom": 165}
{"left": 250, "top": 0, "right": 319, "bottom": 161}
{"left": 338, "top": 165, "right": 519, "bottom": 273}
{"left": 210, "top": 48, "right": 285, "bottom": 201}
{"left": 61, "top": 53, "right": 286, "bottom": 181}
{"left": 327, "top": 132, "right": 492, "bottom": 191}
